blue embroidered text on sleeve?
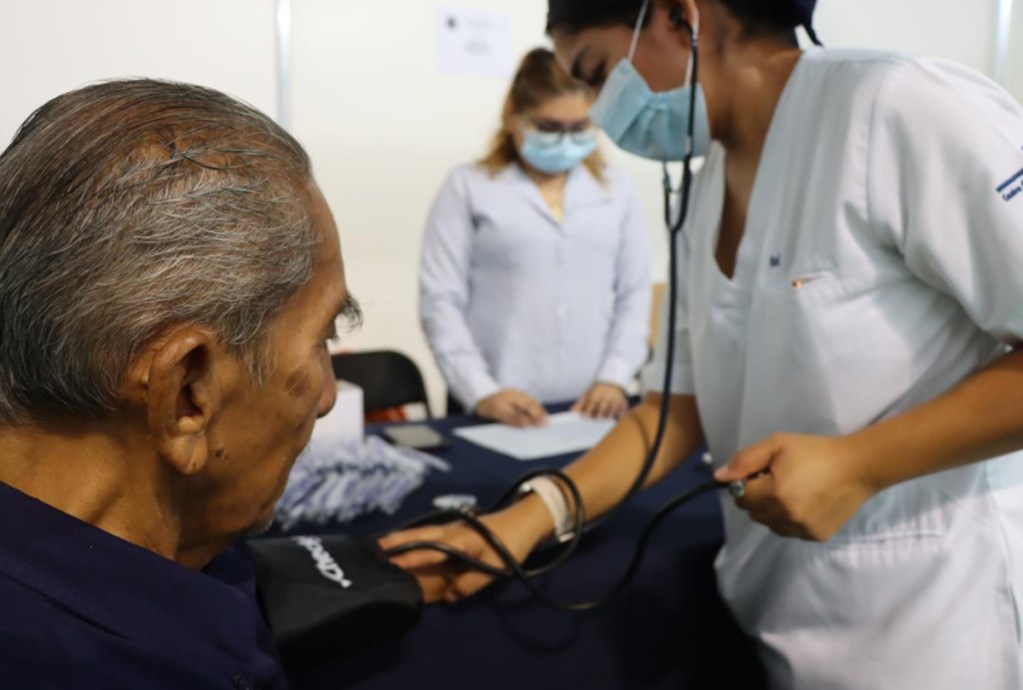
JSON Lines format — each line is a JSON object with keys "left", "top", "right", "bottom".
{"left": 998, "top": 166, "right": 1023, "bottom": 203}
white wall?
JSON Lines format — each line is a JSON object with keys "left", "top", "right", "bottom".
{"left": 1008, "top": 3, "right": 1023, "bottom": 100}
{"left": 814, "top": 0, "right": 998, "bottom": 74}
{"left": 0, "top": 0, "right": 1014, "bottom": 414}
{"left": 0, "top": 0, "right": 278, "bottom": 146}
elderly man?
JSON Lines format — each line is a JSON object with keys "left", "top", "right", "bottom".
{"left": 0, "top": 80, "right": 415, "bottom": 688}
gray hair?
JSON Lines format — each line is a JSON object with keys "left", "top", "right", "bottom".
{"left": 0, "top": 79, "right": 321, "bottom": 424}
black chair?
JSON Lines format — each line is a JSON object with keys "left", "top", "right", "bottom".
{"left": 330, "top": 350, "right": 432, "bottom": 419}
{"left": 446, "top": 392, "right": 468, "bottom": 418}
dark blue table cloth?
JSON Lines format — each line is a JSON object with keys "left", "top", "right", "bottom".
{"left": 286, "top": 407, "right": 765, "bottom": 690}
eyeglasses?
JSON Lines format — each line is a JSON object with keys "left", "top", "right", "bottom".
{"left": 524, "top": 117, "right": 596, "bottom": 145}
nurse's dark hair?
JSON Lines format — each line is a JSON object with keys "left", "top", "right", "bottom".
{"left": 547, "top": 0, "right": 803, "bottom": 44}
{"left": 479, "top": 47, "right": 606, "bottom": 182}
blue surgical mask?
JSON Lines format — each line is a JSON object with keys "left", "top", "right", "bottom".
{"left": 590, "top": 0, "right": 712, "bottom": 162}
{"left": 519, "top": 129, "right": 597, "bottom": 175}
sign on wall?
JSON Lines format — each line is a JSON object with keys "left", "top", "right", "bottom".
{"left": 436, "top": 6, "right": 514, "bottom": 77}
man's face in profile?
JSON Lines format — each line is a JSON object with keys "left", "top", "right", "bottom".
{"left": 181, "top": 183, "right": 349, "bottom": 540}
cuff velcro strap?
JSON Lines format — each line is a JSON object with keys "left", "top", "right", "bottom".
{"left": 519, "top": 477, "right": 575, "bottom": 543}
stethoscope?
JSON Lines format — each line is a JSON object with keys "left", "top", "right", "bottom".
{"left": 384, "top": 13, "right": 765, "bottom": 612}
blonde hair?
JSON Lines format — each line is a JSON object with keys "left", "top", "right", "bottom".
{"left": 479, "top": 48, "right": 605, "bottom": 182}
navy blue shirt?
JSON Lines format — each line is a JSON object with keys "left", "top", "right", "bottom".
{"left": 0, "top": 481, "right": 288, "bottom": 689}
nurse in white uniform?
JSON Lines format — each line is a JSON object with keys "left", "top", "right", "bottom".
{"left": 420, "top": 48, "right": 653, "bottom": 426}
{"left": 388, "top": 1, "right": 1023, "bottom": 687}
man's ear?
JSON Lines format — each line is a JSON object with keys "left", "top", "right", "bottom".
{"left": 133, "top": 329, "right": 228, "bottom": 477}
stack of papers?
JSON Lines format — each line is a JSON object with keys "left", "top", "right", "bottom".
{"left": 274, "top": 436, "right": 450, "bottom": 530}
{"left": 454, "top": 411, "right": 616, "bottom": 461}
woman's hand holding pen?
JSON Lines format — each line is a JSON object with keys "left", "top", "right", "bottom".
{"left": 475, "top": 389, "right": 549, "bottom": 427}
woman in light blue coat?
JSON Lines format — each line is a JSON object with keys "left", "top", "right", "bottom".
{"left": 420, "top": 48, "right": 653, "bottom": 426}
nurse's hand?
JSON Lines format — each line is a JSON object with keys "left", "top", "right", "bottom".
{"left": 714, "top": 433, "right": 878, "bottom": 541}
{"left": 572, "top": 382, "right": 629, "bottom": 419}
{"left": 475, "top": 389, "right": 548, "bottom": 427}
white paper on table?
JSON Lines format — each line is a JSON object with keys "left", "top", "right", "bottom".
{"left": 453, "top": 412, "right": 616, "bottom": 461}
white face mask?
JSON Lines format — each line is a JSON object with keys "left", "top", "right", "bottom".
{"left": 589, "top": 0, "right": 712, "bottom": 162}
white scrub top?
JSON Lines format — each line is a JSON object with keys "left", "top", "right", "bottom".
{"left": 646, "top": 49, "right": 1023, "bottom": 689}
{"left": 421, "top": 162, "right": 653, "bottom": 410}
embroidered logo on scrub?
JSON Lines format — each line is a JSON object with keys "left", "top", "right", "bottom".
{"left": 999, "top": 155, "right": 1023, "bottom": 203}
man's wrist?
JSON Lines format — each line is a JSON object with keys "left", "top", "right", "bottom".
{"left": 518, "top": 478, "right": 576, "bottom": 543}
{"left": 505, "top": 493, "right": 558, "bottom": 544}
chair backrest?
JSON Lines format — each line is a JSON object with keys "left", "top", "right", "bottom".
{"left": 330, "top": 350, "right": 432, "bottom": 419}
{"left": 445, "top": 392, "right": 467, "bottom": 418}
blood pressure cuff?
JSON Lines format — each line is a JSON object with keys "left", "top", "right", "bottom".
{"left": 244, "top": 533, "right": 423, "bottom": 669}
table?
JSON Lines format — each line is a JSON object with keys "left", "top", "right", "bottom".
{"left": 286, "top": 407, "right": 766, "bottom": 690}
